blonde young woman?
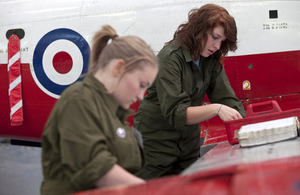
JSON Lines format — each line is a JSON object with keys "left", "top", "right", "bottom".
{"left": 41, "top": 25, "right": 158, "bottom": 195}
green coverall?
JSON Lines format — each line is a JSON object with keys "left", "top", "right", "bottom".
{"left": 41, "top": 75, "right": 143, "bottom": 195}
{"left": 134, "top": 41, "right": 246, "bottom": 179}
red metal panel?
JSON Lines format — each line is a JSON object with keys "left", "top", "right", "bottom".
{"left": 74, "top": 156, "right": 300, "bottom": 195}
{"left": 202, "top": 51, "right": 300, "bottom": 145}
{"left": 74, "top": 142, "right": 300, "bottom": 195}
{"left": 0, "top": 63, "right": 56, "bottom": 141}
{"left": 224, "top": 50, "right": 300, "bottom": 100}
{"left": 74, "top": 166, "right": 236, "bottom": 195}
{"left": 1, "top": 51, "right": 300, "bottom": 143}
{"left": 232, "top": 156, "right": 300, "bottom": 195}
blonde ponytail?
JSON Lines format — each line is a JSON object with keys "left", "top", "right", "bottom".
{"left": 88, "top": 25, "right": 118, "bottom": 74}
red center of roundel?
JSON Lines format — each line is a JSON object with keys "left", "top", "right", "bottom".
{"left": 53, "top": 51, "right": 73, "bottom": 74}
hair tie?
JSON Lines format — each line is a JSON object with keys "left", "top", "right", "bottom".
{"left": 217, "top": 105, "right": 223, "bottom": 115}
{"left": 111, "top": 34, "right": 118, "bottom": 40}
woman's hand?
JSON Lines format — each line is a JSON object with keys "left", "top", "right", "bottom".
{"left": 217, "top": 105, "right": 242, "bottom": 121}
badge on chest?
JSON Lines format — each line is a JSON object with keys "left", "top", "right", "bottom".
{"left": 116, "top": 127, "right": 126, "bottom": 138}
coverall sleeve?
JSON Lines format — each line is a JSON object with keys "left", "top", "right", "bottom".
{"left": 207, "top": 64, "right": 246, "bottom": 117}
{"left": 56, "top": 97, "right": 117, "bottom": 190}
{"left": 155, "top": 53, "right": 191, "bottom": 132}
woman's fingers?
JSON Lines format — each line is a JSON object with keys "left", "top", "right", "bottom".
{"left": 218, "top": 105, "right": 242, "bottom": 121}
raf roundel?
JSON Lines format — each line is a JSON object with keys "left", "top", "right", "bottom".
{"left": 32, "top": 28, "right": 90, "bottom": 98}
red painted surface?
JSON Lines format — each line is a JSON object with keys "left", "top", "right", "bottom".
{"left": 202, "top": 50, "right": 300, "bottom": 145}
{"left": 74, "top": 156, "right": 300, "bottom": 195}
{"left": 224, "top": 50, "right": 300, "bottom": 99}
{"left": 1, "top": 50, "right": 300, "bottom": 143}
{"left": 233, "top": 159, "right": 300, "bottom": 195}
{"left": 0, "top": 63, "right": 55, "bottom": 141}
{"left": 75, "top": 165, "right": 236, "bottom": 195}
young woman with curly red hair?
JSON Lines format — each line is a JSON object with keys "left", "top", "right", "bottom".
{"left": 134, "top": 4, "right": 246, "bottom": 179}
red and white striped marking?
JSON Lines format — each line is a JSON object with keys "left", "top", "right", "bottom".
{"left": 8, "top": 35, "right": 23, "bottom": 126}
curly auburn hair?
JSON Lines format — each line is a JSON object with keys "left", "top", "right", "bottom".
{"left": 169, "top": 4, "right": 237, "bottom": 62}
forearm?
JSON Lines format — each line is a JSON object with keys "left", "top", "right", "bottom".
{"left": 186, "top": 104, "right": 221, "bottom": 125}
{"left": 186, "top": 103, "right": 242, "bottom": 125}
{"left": 94, "top": 164, "right": 145, "bottom": 188}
